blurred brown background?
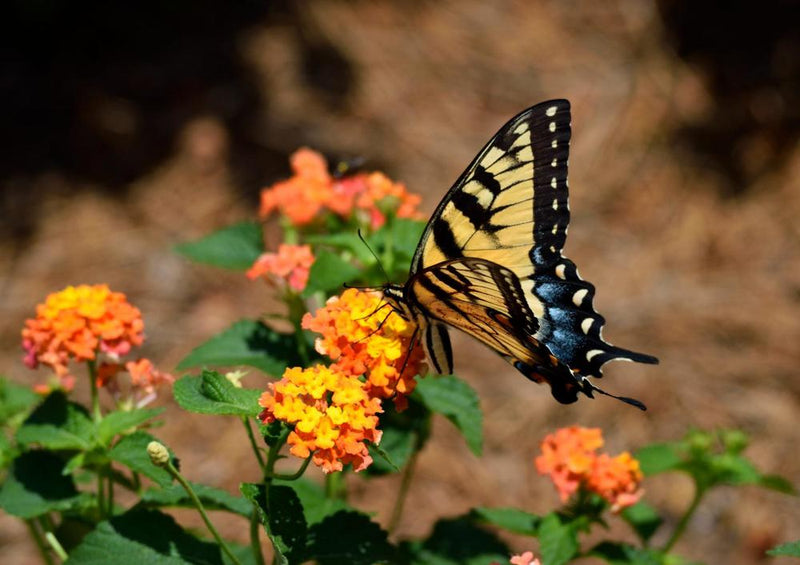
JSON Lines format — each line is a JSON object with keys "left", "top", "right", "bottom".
{"left": 1, "top": 1, "right": 799, "bottom": 563}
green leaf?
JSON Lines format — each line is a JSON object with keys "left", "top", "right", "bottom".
{"left": 108, "top": 431, "right": 173, "bottom": 488}
{"left": 177, "top": 319, "right": 298, "bottom": 375}
{"left": 302, "top": 250, "right": 361, "bottom": 298}
{"left": 304, "top": 232, "right": 375, "bottom": 264}
{"left": 175, "top": 221, "right": 263, "bottom": 270}
{"left": 398, "top": 516, "right": 509, "bottom": 565}
{"left": 634, "top": 443, "right": 683, "bottom": 476}
{"left": 274, "top": 478, "right": 353, "bottom": 526}
{"left": 0, "top": 450, "right": 91, "bottom": 518}
{"left": 758, "top": 474, "right": 796, "bottom": 494}
{"left": 0, "top": 376, "right": 39, "bottom": 428}
{"left": 367, "top": 397, "right": 430, "bottom": 476}
{"left": 241, "top": 483, "right": 307, "bottom": 565}
{"left": 389, "top": 218, "right": 426, "bottom": 261}
{"left": 767, "top": 539, "right": 800, "bottom": 557}
{"left": 173, "top": 371, "right": 261, "bottom": 417}
{"left": 96, "top": 408, "right": 164, "bottom": 445}
{"left": 620, "top": 501, "right": 663, "bottom": 544}
{"left": 66, "top": 508, "right": 225, "bottom": 564}
{"left": 141, "top": 482, "right": 252, "bottom": 517}
{"left": 589, "top": 541, "right": 666, "bottom": 565}
{"left": 470, "top": 507, "right": 540, "bottom": 536}
{"left": 414, "top": 375, "right": 483, "bottom": 456}
{"left": 307, "top": 510, "right": 396, "bottom": 565}
{"left": 538, "top": 513, "right": 579, "bottom": 565}
{"left": 16, "top": 392, "right": 93, "bottom": 450}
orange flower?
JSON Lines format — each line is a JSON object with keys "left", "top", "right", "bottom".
{"left": 302, "top": 288, "right": 425, "bottom": 410}
{"left": 247, "top": 244, "right": 315, "bottom": 292}
{"left": 22, "top": 285, "right": 145, "bottom": 387}
{"left": 258, "top": 148, "right": 422, "bottom": 228}
{"left": 585, "top": 452, "right": 644, "bottom": 512}
{"left": 535, "top": 426, "right": 643, "bottom": 511}
{"left": 96, "top": 359, "right": 175, "bottom": 408}
{"left": 258, "top": 365, "right": 383, "bottom": 473}
{"left": 490, "top": 552, "right": 540, "bottom": 565}
{"left": 259, "top": 148, "right": 332, "bottom": 225}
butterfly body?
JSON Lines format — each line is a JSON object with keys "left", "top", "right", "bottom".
{"left": 385, "top": 100, "right": 657, "bottom": 407}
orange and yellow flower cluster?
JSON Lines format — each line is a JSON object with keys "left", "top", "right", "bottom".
{"left": 247, "top": 244, "right": 315, "bottom": 292}
{"left": 535, "top": 426, "right": 643, "bottom": 512}
{"left": 258, "top": 148, "right": 422, "bottom": 229}
{"left": 22, "top": 284, "right": 172, "bottom": 401}
{"left": 259, "top": 289, "right": 425, "bottom": 473}
{"left": 258, "top": 365, "right": 383, "bottom": 473}
{"left": 22, "top": 284, "right": 144, "bottom": 387}
{"left": 302, "top": 288, "right": 425, "bottom": 410}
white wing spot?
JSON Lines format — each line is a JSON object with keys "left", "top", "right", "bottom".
{"left": 549, "top": 121, "right": 556, "bottom": 132}
{"left": 546, "top": 106, "right": 558, "bottom": 117}
{"left": 581, "top": 318, "right": 593, "bottom": 334}
{"left": 551, "top": 224, "right": 558, "bottom": 235}
{"left": 549, "top": 245, "right": 556, "bottom": 253}
{"left": 513, "top": 122, "right": 529, "bottom": 135}
{"left": 550, "top": 177, "right": 557, "bottom": 189}
{"left": 551, "top": 158, "right": 558, "bottom": 167}
{"left": 552, "top": 199, "right": 558, "bottom": 210}
{"left": 586, "top": 349, "right": 604, "bottom": 361}
{"left": 555, "top": 264, "right": 567, "bottom": 279}
{"left": 573, "top": 289, "right": 588, "bottom": 307}
{"left": 551, "top": 139, "right": 558, "bottom": 148}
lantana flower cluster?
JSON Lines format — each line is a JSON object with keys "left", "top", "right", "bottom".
{"left": 258, "top": 289, "right": 425, "bottom": 473}
{"left": 258, "top": 147, "right": 422, "bottom": 229}
{"left": 535, "top": 426, "right": 643, "bottom": 512}
{"left": 259, "top": 365, "right": 383, "bottom": 473}
{"left": 247, "top": 244, "right": 315, "bottom": 292}
{"left": 302, "top": 288, "right": 425, "bottom": 409}
{"left": 21, "top": 284, "right": 173, "bottom": 402}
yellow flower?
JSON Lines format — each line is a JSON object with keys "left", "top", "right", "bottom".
{"left": 258, "top": 365, "right": 383, "bottom": 473}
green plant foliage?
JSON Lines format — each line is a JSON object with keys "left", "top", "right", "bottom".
{"left": 141, "top": 482, "right": 253, "bottom": 517}
{"left": 95, "top": 408, "right": 164, "bottom": 446}
{"left": 241, "top": 483, "right": 307, "bottom": 565}
{"left": 620, "top": 502, "right": 663, "bottom": 545}
{"left": 305, "top": 511, "right": 396, "bottom": 565}
{"left": 66, "top": 508, "right": 228, "bottom": 565}
{"left": 0, "top": 377, "right": 39, "bottom": 428}
{"left": 15, "top": 392, "right": 94, "bottom": 451}
{"left": 397, "top": 516, "right": 510, "bottom": 565}
{"left": 301, "top": 250, "right": 362, "bottom": 297}
{"left": 0, "top": 450, "right": 92, "bottom": 519}
{"left": 175, "top": 221, "right": 264, "bottom": 270}
{"left": 173, "top": 370, "right": 261, "bottom": 417}
{"left": 767, "top": 539, "right": 800, "bottom": 558}
{"left": 413, "top": 375, "right": 483, "bottom": 456}
{"left": 177, "top": 319, "right": 301, "bottom": 376}
{"left": 538, "top": 512, "right": 580, "bottom": 565}
{"left": 108, "top": 431, "right": 174, "bottom": 487}
{"left": 470, "top": 507, "right": 540, "bottom": 536}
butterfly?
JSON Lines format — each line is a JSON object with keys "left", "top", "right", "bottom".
{"left": 383, "top": 99, "right": 658, "bottom": 409}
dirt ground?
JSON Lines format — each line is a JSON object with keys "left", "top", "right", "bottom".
{"left": 2, "top": 2, "right": 799, "bottom": 564}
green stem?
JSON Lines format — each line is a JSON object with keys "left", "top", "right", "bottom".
{"left": 388, "top": 441, "right": 421, "bottom": 534}
{"left": 26, "top": 519, "right": 55, "bottom": 565}
{"left": 243, "top": 417, "right": 266, "bottom": 472}
{"left": 287, "top": 293, "right": 310, "bottom": 365}
{"left": 44, "top": 532, "right": 68, "bottom": 562}
{"left": 165, "top": 460, "right": 243, "bottom": 565}
{"left": 250, "top": 509, "right": 266, "bottom": 565}
{"left": 264, "top": 427, "right": 291, "bottom": 479}
{"left": 87, "top": 359, "right": 102, "bottom": 422}
{"left": 96, "top": 472, "right": 106, "bottom": 520}
{"left": 266, "top": 455, "right": 312, "bottom": 481}
{"left": 106, "top": 465, "right": 115, "bottom": 514}
{"left": 324, "top": 471, "right": 347, "bottom": 501}
{"left": 662, "top": 486, "right": 704, "bottom": 552}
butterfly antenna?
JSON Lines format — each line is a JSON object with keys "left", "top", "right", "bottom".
{"left": 357, "top": 228, "right": 391, "bottom": 284}
{"left": 582, "top": 379, "right": 647, "bottom": 411}
{"left": 353, "top": 309, "right": 396, "bottom": 343}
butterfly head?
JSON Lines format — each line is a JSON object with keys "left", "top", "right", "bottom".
{"left": 382, "top": 283, "right": 413, "bottom": 321}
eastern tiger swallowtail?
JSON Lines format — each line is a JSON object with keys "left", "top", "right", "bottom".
{"left": 383, "top": 99, "right": 658, "bottom": 409}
